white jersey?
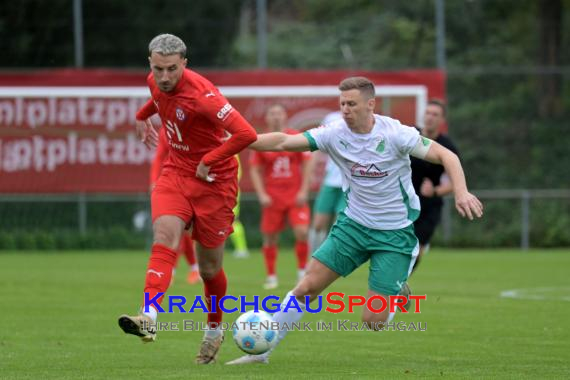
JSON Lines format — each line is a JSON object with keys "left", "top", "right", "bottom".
{"left": 320, "top": 112, "right": 344, "bottom": 188}
{"left": 304, "top": 114, "right": 421, "bottom": 230}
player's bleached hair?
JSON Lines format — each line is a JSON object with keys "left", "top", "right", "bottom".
{"left": 428, "top": 98, "right": 447, "bottom": 116}
{"left": 339, "top": 77, "right": 375, "bottom": 99}
{"left": 148, "top": 34, "right": 187, "bottom": 58}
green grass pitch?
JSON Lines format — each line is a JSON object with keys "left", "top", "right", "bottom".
{"left": 1, "top": 248, "right": 569, "bottom": 379}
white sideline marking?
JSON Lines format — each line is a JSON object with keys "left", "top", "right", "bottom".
{"left": 500, "top": 287, "right": 570, "bottom": 302}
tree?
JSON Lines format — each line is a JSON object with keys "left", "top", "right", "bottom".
{"left": 537, "top": 0, "right": 563, "bottom": 117}
{"left": 0, "top": 0, "right": 245, "bottom": 68}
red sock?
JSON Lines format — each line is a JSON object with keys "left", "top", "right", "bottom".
{"left": 295, "top": 241, "right": 308, "bottom": 270}
{"left": 143, "top": 244, "right": 178, "bottom": 307}
{"left": 262, "top": 245, "right": 278, "bottom": 276}
{"left": 203, "top": 269, "right": 227, "bottom": 326}
{"left": 180, "top": 234, "right": 196, "bottom": 266}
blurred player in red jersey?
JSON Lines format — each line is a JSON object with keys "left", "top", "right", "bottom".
{"left": 249, "top": 104, "right": 313, "bottom": 290}
{"left": 118, "top": 34, "right": 257, "bottom": 364}
{"left": 150, "top": 131, "right": 200, "bottom": 285}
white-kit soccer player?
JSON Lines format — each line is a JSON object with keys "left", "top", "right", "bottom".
{"left": 227, "top": 76, "right": 483, "bottom": 364}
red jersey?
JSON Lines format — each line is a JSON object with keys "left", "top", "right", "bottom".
{"left": 249, "top": 129, "right": 311, "bottom": 203}
{"left": 137, "top": 69, "right": 256, "bottom": 182}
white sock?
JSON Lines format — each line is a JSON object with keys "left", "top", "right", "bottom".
{"left": 268, "top": 291, "right": 306, "bottom": 352}
{"left": 386, "top": 311, "right": 396, "bottom": 324}
{"left": 297, "top": 269, "right": 306, "bottom": 279}
{"left": 191, "top": 264, "right": 199, "bottom": 272}
{"left": 267, "top": 274, "right": 277, "bottom": 282}
{"left": 204, "top": 326, "right": 223, "bottom": 339}
{"left": 142, "top": 305, "right": 158, "bottom": 322}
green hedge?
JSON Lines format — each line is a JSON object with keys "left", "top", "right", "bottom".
{"left": 0, "top": 229, "right": 147, "bottom": 251}
{"left": 432, "top": 197, "right": 570, "bottom": 248}
{"left": 0, "top": 196, "right": 568, "bottom": 250}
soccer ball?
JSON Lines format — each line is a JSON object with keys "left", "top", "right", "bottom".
{"left": 232, "top": 310, "right": 278, "bottom": 355}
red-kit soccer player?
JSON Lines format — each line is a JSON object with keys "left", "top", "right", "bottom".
{"left": 117, "top": 33, "right": 257, "bottom": 364}
{"left": 249, "top": 104, "right": 313, "bottom": 290}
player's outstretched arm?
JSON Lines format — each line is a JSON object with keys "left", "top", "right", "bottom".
{"left": 414, "top": 140, "right": 484, "bottom": 220}
{"left": 250, "top": 133, "right": 310, "bottom": 152}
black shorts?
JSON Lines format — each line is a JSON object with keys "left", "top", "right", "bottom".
{"left": 413, "top": 206, "right": 442, "bottom": 245}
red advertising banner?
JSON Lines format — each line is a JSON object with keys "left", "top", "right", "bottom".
{"left": 0, "top": 69, "right": 445, "bottom": 193}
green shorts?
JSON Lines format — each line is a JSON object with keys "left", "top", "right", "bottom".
{"left": 314, "top": 185, "right": 346, "bottom": 214}
{"left": 313, "top": 213, "right": 419, "bottom": 295}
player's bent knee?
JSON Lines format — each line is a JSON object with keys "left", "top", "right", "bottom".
{"left": 153, "top": 229, "right": 179, "bottom": 250}
{"left": 199, "top": 267, "right": 218, "bottom": 280}
{"left": 198, "top": 259, "right": 223, "bottom": 280}
{"left": 152, "top": 216, "right": 185, "bottom": 249}
{"left": 263, "top": 234, "right": 278, "bottom": 246}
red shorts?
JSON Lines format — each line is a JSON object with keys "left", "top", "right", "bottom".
{"left": 261, "top": 202, "right": 310, "bottom": 234}
{"left": 151, "top": 170, "right": 238, "bottom": 248}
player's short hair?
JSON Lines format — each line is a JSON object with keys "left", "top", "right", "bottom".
{"left": 148, "top": 34, "right": 187, "bottom": 58}
{"left": 339, "top": 77, "right": 375, "bottom": 99}
{"left": 428, "top": 98, "right": 447, "bottom": 116}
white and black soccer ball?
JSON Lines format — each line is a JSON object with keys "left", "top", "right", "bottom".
{"left": 232, "top": 310, "right": 278, "bottom": 355}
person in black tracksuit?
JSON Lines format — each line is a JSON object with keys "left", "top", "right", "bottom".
{"left": 411, "top": 99, "right": 459, "bottom": 273}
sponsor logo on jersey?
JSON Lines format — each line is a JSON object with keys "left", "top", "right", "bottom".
{"left": 350, "top": 163, "right": 388, "bottom": 179}
{"left": 165, "top": 120, "right": 182, "bottom": 142}
{"left": 165, "top": 120, "right": 190, "bottom": 151}
{"left": 168, "top": 140, "right": 190, "bottom": 151}
{"left": 217, "top": 103, "right": 234, "bottom": 120}
{"left": 176, "top": 107, "right": 185, "bottom": 121}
